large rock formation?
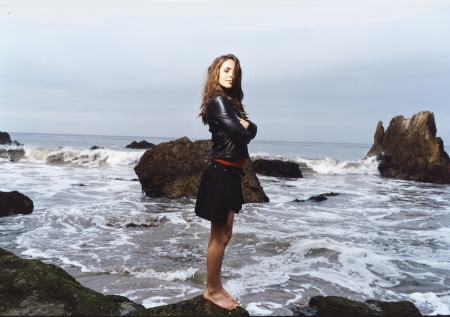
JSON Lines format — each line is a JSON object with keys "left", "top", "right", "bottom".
{"left": 134, "top": 137, "right": 269, "bottom": 203}
{"left": 0, "top": 247, "right": 144, "bottom": 316}
{"left": 127, "top": 295, "right": 249, "bottom": 316}
{"left": 0, "top": 191, "right": 34, "bottom": 217}
{"left": 293, "top": 295, "right": 422, "bottom": 317}
{"left": 125, "top": 140, "right": 155, "bottom": 149}
{"left": 253, "top": 159, "right": 303, "bottom": 178}
{"left": 366, "top": 111, "right": 450, "bottom": 183}
{"left": 0, "top": 131, "right": 22, "bottom": 146}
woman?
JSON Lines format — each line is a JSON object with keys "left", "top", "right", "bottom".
{"left": 195, "top": 54, "right": 257, "bottom": 310}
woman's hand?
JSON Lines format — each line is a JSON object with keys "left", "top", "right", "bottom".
{"left": 237, "top": 116, "right": 249, "bottom": 129}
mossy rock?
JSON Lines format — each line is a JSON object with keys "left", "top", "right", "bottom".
{"left": 298, "top": 295, "right": 422, "bottom": 317}
{"left": 127, "top": 295, "right": 249, "bottom": 316}
{"left": 0, "top": 247, "right": 144, "bottom": 316}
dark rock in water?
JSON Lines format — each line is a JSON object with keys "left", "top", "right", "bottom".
{"left": 125, "top": 140, "right": 155, "bottom": 149}
{"left": 127, "top": 295, "right": 249, "bottom": 316}
{"left": 292, "top": 295, "right": 422, "bottom": 317}
{"left": 253, "top": 159, "right": 303, "bottom": 178}
{"left": 0, "top": 131, "right": 23, "bottom": 146}
{"left": 0, "top": 191, "right": 34, "bottom": 217}
{"left": 90, "top": 145, "right": 104, "bottom": 150}
{"left": 366, "top": 111, "right": 450, "bottom": 183}
{"left": 293, "top": 192, "right": 339, "bottom": 203}
{"left": 0, "top": 247, "right": 144, "bottom": 316}
{"left": 134, "top": 137, "right": 269, "bottom": 203}
{"left": 308, "top": 195, "right": 327, "bottom": 202}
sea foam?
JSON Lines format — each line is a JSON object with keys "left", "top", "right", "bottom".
{"left": 20, "top": 146, "right": 144, "bottom": 167}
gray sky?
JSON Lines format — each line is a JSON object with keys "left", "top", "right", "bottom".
{"left": 1, "top": 0, "right": 449, "bottom": 143}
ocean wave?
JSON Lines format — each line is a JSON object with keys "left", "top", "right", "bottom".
{"left": 250, "top": 154, "right": 380, "bottom": 175}
{"left": 11, "top": 146, "right": 146, "bottom": 167}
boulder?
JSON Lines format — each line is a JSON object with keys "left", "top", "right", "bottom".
{"left": 293, "top": 192, "right": 339, "bottom": 203}
{"left": 134, "top": 137, "right": 269, "bottom": 203}
{"left": 0, "top": 191, "right": 34, "bottom": 217}
{"left": 252, "top": 159, "right": 303, "bottom": 178}
{"left": 0, "top": 247, "right": 144, "bottom": 316}
{"left": 365, "top": 111, "right": 450, "bottom": 183}
{"left": 0, "top": 131, "right": 23, "bottom": 146}
{"left": 127, "top": 295, "right": 249, "bottom": 316}
{"left": 293, "top": 295, "right": 422, "bottom": 317}
{"left": 90, "top": 146, "right": 104, "bottom": 150}
{"left": 125, "top": 140, "right": 155, "bottom": 149}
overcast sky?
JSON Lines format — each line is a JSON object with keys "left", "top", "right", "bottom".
{"left": 1, "top": 0, "right": 449, "bottom": 144}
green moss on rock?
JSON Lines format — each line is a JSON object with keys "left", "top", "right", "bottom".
{"left": 126, "top": 295, "right": 249, "bottom": 316}
{"left": 300, "top": 295, "right": 422, "bottom": 317}
{"left": 0, "top": 248, "right": 144, "bottom": 316}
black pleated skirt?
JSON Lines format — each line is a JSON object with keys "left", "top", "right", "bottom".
{"left": 195, "top": 160, "right": 244, "bottom": 224}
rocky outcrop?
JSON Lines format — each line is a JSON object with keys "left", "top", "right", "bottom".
{"left": 134, "top": 137, "right": 269, "bottom": 203}
{"left": 293, "top": 192, "right": 339, "bottom": 203}
{"left": 125, "top": 140, "right": 155, "bottom": 149}
{"left": 0, "top": 131, "right": 23, "bottom": 146}
{"left": 252, "top": 159, "right": 303, "bottom": 178}
{"left": 0, "top": 247, "right": 144, "bottom": 316}
{"left": 90, "top": 145, "right": 104, "bottom": 150}
{"left": 0, "top": 191, "right": 34, "bottom": 217}
{"left": 365, "top": 111, "right": 450, "bottom": 183}
{"left": 127, "top": 295, "right": 249, "bottom": 316}
{"left": 293, "top": 295, "right": 422, "bottom": 317}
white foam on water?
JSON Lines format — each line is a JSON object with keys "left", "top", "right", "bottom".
{"left": 246, "top": 302, "right": 274, "bottom": 316}
{"left": 20, "top": 146, "right": 144, "bottom": 167}
{"left": 295, "top": 156, "right": 380, "bottom": 175}
{"left": 409, "top": 292, "right": 450, "bottom": 316}
{"left": 142, "top": 296, "right": 171, "bottom": 308}
{"left": 133, "top": 267, "right": 198, "bottom": 281}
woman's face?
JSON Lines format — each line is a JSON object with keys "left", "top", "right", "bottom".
{"left": 218, "top": 59, "right": 235, "bottom": 89}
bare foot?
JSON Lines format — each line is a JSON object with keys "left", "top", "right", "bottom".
{"left": 203, "top": 290, "right": 238, "bottom": 310}
{"left": 219, "top": 284, "right": 239, "bottom": 304}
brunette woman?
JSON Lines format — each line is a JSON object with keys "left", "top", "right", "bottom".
{"left": 196, "top": 54, "right": 257, "bottom": 310}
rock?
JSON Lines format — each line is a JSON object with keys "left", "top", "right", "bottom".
{"left": 0, "top": 191, "right": 34, "bottom": 217}
{"left": 125, "top": 140, "right": 155, "bottom": 149}
{"left": 293, "top": 192, "right": 339, "bottom": 203}
{"left": 0, "top": 131, "right": 13, "bottom": 144}
{"left": 0, "top": 247, "right": 144, "bottom": 316}
{"left": 252, "top": 159, "right": 303, "bottom": 178}
{"left": 0, "top": 131, "right": 23, "bottom": 146}
{"left": 365, "top": 111, "right": 450, "bottom": 183}
{"left": 134, "top": 137, "right": 269, "bottom": 203}
{"left": 126, "top": 295, "right": 249, "bottom": 316}
{"left": 293, "top": 295, "right": 422, "bottom": 317}
{"left": 90, "top": 146, "right": 104, "bottom": 150}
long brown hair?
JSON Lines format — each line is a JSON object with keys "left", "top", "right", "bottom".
{"left": 198, "top": 54, "right": 246, "bottom": 125}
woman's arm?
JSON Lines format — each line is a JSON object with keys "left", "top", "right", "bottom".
{"left": 209, "top": 96, "right": 255, "bottom": 144}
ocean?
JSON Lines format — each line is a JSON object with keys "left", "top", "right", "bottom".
{"left": 1, "top": 132, "right": 449, "bottom": 316}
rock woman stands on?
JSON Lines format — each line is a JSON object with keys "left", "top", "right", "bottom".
{"left": 196, "top": 54, "right": 257, "bottom": 310}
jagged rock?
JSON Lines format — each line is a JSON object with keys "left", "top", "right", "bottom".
{"left": 134, "top": 137, "right": 269, "bottom": 203}
{"left": 0, "top": 247, "right": 144, "bottom": 316}
{"left": 127, "top": 295, "right": 249, "bottom": 316}
{"left": 293, "top": 192, "right": 339, "bottom": 203}
{"left": 0, "top": 191, "right": 34, "bottom": 217}
{"left": 90, "top": 146, "right": 104, "bottom": 150}
{"left": 0, "top": 131, "right": 23, "bottom": 146}
{"left": 293, "top": 295, "right": 422, "bottom": 317}
{"left": 252, "top": 159, "right": 303, "bottom": 178}
{"left": 365, "top": 111, "right": 450, "bottom": 183}
{"left": 125, "top": 140, "right": 155, "bottom": 149}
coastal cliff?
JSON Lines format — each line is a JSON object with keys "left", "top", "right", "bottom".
{"left": 366, "top": 111, "right": 450, "bottom": 183}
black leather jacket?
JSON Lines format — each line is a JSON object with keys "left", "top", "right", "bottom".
{"left": 206, "top": 95, "right": 257, "bottom": 159}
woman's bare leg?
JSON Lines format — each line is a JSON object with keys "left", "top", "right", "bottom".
{"left": 203, "top": 211, "right": 238, "bottom": 310}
